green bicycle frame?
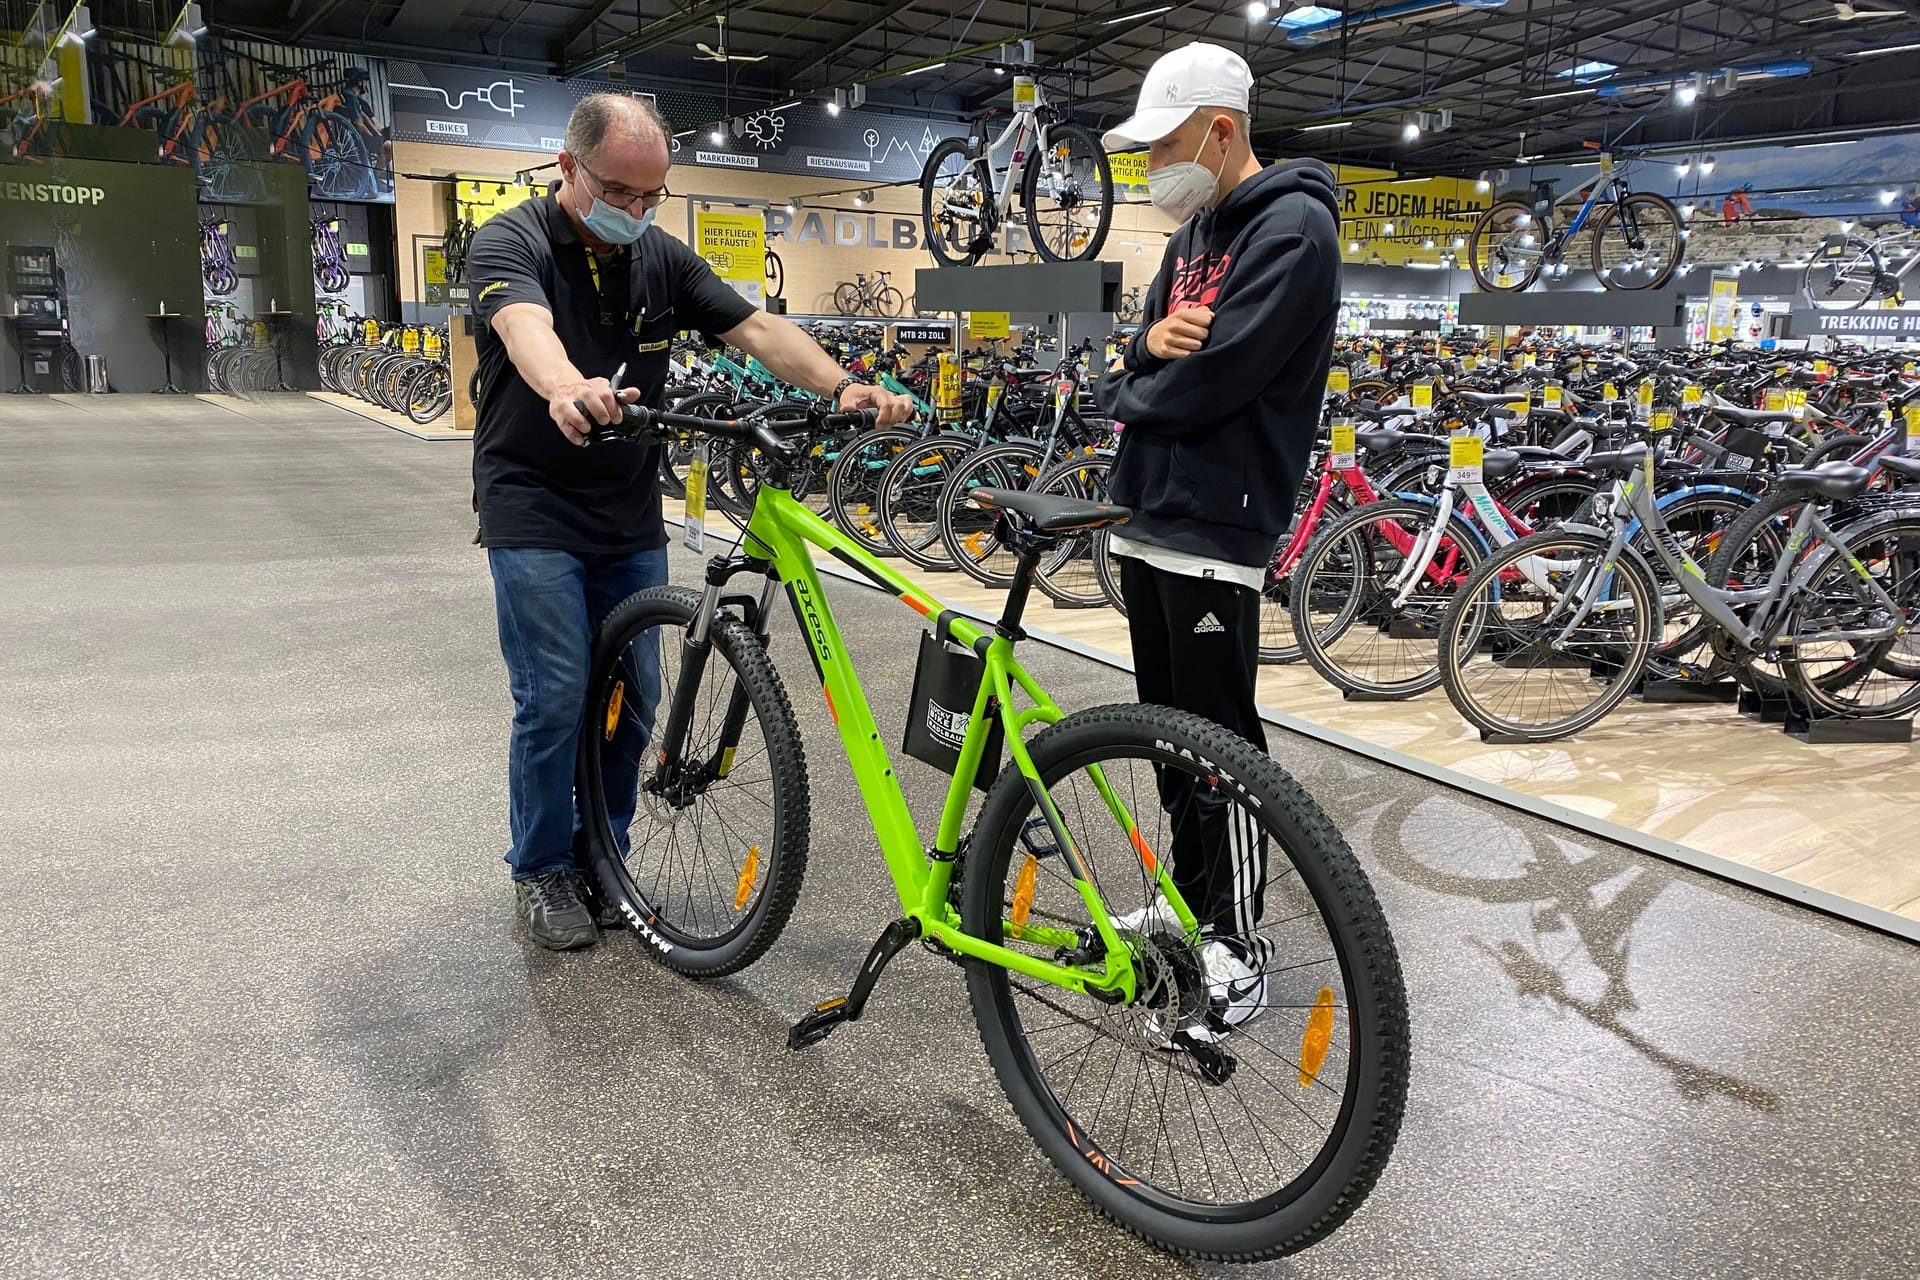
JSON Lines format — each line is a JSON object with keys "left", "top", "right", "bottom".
{"left": 716, "top": 479, "right": 1200, "bottom": 1003}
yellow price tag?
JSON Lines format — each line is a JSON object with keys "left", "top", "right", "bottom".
{"left": 1652, "top": 410, "right": 1673, "bottom": 433}
{"left": 1367, "top": 350, "right": 1383, "bottom": 369}
{"left": 683, "top": 444, "right": 709, "bottom": 553}
{"left": 1766, "top": 389, "right": 1787, "bottom": 412}
{"left": 1439, "top": 345, "right": 1453, "bottom": 358}
{"left": 1906, "top": 362, "right": 1916, "bottom": 376}
{"left": 1327, "top": 367, "right": 1350, "bottom": 393}
{"left": 1905, "top": 405, "right": 1920, "bottom": 440}
{"left": 1683, "top": 385, "right": 1702, "bottom": 405}
{"left": 1463, "top": 354, "right": 1479, "bottom": 371}
{"left": 1599, "top": 152, "right": 1614, "bottom": 174}
{"left": 1447, "top": 433, "right": 1484, "bottom": 483}
{"left": 1412, "top": 382, "right": 1433, "bottom": 408}
{"left": 362, "top": 319, "right": 380, "bottom": 345}
{"left": 1012, "top": 77, "right": 1037, "bottom": 108}
{"left": 1523, "top": 352, "right": 1537, "bottom": 368}
{"left": 1543, "top": 385, "right": 1562, "bottom": 408}
{"left": 1603, "top": 381, "right": 1620, "bottom": 402}
{"left": 1637, "top": 381, "right": 1655, "bottom": 407}
{"left": 1330, "top": 421, "right": 1356, "bottom": 469}
{"left": 1815, "top": 360, "right": 1830, "bottom": 376}
{"left": 1788, "top": 388, "right": 1808, "bottom": 421}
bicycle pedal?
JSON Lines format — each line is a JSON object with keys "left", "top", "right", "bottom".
{"left": 788, "top": 997, "right": 851, "bottom": 1050}
{"left": 1019, "top": 815, "right": 1061, "bottom": 859}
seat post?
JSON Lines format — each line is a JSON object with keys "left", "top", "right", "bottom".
{"left": 996, "top": 547, "right": 1042, "bottom": 640}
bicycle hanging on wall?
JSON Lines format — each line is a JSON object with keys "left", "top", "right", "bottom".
{"left": 921, "top": 61, "right": 1113, "bottom": 266}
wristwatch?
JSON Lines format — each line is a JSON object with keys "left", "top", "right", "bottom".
{"left": 831, "top": 375, "right": 857, "bottom": 404}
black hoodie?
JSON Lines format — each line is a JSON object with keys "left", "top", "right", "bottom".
{"left": 1094, "top": 159, "right": 1341, "bottom": 568}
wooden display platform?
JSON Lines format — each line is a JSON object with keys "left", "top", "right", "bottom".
{"left": 663, "top": 499, "right": 1920, "bottom": 938}
{"left": 307, "top": 391, "right": 471, "bottom": 440}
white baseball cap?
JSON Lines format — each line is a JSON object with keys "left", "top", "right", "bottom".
{"left": 1102, "top": 42, "right": 1254, "bottom": 152}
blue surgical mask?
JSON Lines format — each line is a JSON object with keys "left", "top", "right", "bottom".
{"left": 581, "top": 194, "right": 655, "bottom": 245}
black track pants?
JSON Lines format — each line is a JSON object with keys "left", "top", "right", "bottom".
{"left": 1118, "top": 555, "right": 1269, "bottom": 956}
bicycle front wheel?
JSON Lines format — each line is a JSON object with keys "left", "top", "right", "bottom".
{"left": 832, "top": 282, "right": 861, "bottom": 316}
{"left": 1589, "top": 193, "right": 1683, "bottom": 291}
{"left": 1438, "top": 531, "right": 1659, "bottom": 742}
{"left": 961, "top": 704, "right": 1408, "bottom": 1261}
{"left": 1022, "top": 123, "right": 1112, "bottom": 263}
{"left": 578, "top": 585, "right": 810, "bottom": 978}
{"left": 1782, "top": 514, "right": 1920, "bottom": 719}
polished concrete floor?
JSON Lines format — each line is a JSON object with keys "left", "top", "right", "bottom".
{"left": 4, "top": 395, "right": 1918, "bottom": 1280}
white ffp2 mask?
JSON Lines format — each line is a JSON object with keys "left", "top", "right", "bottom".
{"left": 1147, "top": 129, "right": 1228, "bottom": 224}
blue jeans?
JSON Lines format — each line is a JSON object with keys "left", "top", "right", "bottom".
{"left": 488, "top": 545, "right": 668, "bottom": 881}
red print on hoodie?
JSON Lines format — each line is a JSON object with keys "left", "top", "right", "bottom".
{"left": 1168, "top": 252, "right": 1232, "bottom": 312}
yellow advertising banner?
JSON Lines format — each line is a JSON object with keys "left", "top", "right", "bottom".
{"left": 1325, "top": 163, "right": 1489, "bottom": 266}
{"left": 1708, "top": 276, "right": 1740, "bottom": 344}
{"left": 1110, "top": 151, "right": 1149, "bottom": 192}
{"left": 694, "top": 209, "right": 766, "bottom": 307}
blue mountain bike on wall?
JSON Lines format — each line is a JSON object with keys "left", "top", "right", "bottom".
{"left": 1468, "top": 145, "right": 1685, "bottom": 292}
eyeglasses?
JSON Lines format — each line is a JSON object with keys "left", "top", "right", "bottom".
{"left": 579, "top": 159, "right": 671, "bottom": 212}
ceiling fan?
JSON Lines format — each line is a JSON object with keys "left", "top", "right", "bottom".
{"left": 1800, "top": 2, "right": 1905, "bottom": 21}
{"left": 695, "top": 14, "right": 766, "bottom": 62}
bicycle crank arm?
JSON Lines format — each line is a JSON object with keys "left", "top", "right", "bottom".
{"left": 788, "top": 917, "right": 922, "bottom": 1050}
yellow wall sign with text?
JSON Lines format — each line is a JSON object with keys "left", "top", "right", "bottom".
{"left": 1326, "top": 163, "right": 1488, "bottom": 266}
{"left": 969, "top": 311, "right": 1010, "bottom": 340}
{"left": 1109, "top": 151, "right": 1149, "bottom": 191}
{"left": 456, "top": 180, "right": 537, "bottom": 227}
{"left": 695, "top": 209, "right": 767, "bottom": 307}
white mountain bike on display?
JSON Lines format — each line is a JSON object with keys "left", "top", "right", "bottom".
{"left": 920, "top": 63, "right": 1113, "bottom": 266}
{"left": 1802, "top": 219, "right": 1920, "bottom": 310}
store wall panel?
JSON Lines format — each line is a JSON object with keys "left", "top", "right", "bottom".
{"left": 0, "top": 158, "right": 200, "bottom": 392}
{"left": 394, "top": 141, "right": 1172, "bottom": 325}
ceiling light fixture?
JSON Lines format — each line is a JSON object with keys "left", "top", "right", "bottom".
{"left": 1675, "top": 81, "right": 1697, "bottom": 106}
{"left": 903, "top": 61, "right": 947, "bottom": 75}
{"left": 1247, "top": 0, "right": 1269, "bottom": 19}
{"left": 1402, "top": 119, "right": 1420, "bottom": 141}
{"left": 710, "top": 128, "right": 725, "bottom": 144}
{"left": 1849, "top": 43, "right": 1920, "bottom": 58}
{"left": 1104, "top": 5, "right": 1172, "bottom": 24}
{"left": 1882, "top": 187, "right": 1901, "bottom": 205}
{"left": 1383, "top": 221, "right": 1396, "bottom": 234}
{"left": 1700, "top": 154, "right": 1716, "bottom": 175}
{"left": 1297, "top": 121, "right": 1352, "bottom": 132}
{"left": 1676, "top": 156, "right": 1693, "bottom": 176}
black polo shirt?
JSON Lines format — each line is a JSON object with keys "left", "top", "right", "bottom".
{"left": 467, "top": 187, "right": 756, "bottom": 553}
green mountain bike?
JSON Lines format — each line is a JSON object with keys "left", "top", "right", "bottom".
{"left": 573, "top": 399, "right": 1409, "bottom": 1261}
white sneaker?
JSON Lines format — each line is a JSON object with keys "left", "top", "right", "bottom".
{"left": 1189, "top": 941, "right": 1267, "bottom": 1043}
{"left": 1114, "top": 895, "right": 1182, "bottom": 938}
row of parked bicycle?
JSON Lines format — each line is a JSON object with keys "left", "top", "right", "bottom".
{"left": 656, "top": 329, "right": 1920, "bottom": 744}
{"left": 318, "top": 316, "right": 452, "bottom": 424}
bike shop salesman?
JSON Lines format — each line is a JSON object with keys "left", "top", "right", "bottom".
{"left": 1093, "top": 43, "right": 1342, "bottom": 1035}
{"left": 467, "top": 92, "right": 913, "bottom": 952}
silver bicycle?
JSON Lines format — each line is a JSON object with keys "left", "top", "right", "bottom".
{"left": 1802, "top": 220, "right": 1920, "bottom": 310}
{"left": 920, "top": 63, "right": 1112, "bottom": 266}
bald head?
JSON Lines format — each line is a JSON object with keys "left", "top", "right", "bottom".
{"left": 563, "top": 92, "right": 670, "bottom": 161}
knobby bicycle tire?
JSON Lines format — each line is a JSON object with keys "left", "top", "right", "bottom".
{"left": 961, "top": 703, "right": 1408, "bottom": 1261}
{"left": 577, "top": 585, "right": 810, "bottom": 978}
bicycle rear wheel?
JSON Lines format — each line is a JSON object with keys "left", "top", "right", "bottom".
{"left": 1589, "top": 193, "right": 1683, "bottom": 291}
{"left": 939, "top": 442, "right": 1044, "bottom": 587}
{"left": 923, "top": 139, "right": 990, "bottom": 267}
{"left": 878, "top": 435, "right": 977, "bottom": 570}
{"left": 826, "top": 426, "right": 916, "bottom": 555}
{"left": 1467, "top": 200, "right": 1544, "bottom": 293}
{"left": 1022, "top": 123, "right": 1112, "bottom": 263}
{"left": 577, "top": 585, "right": 810, "bottom": 977}
{"left": 1802, "top": 237, "right": 1881, "bottom": 311}
{"left": 961, "top": 704, "right": 1407, "bottom": 1261}
{"left": 1782, "top": 515, "right": 1920, "bottom": 719}
{"left": 1032, "top": 451, "right": 1116, "bottom": 609}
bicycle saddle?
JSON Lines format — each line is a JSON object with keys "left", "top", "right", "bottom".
{"left": 1776, "top": 462, "right": 1873, "bottom": 499}
{"left": 969, "top": 488, "right": 1133, "bottom": 533}
{"left": 1456, "top": 390, "right": 1523, "bottom": 408}
{"left": 1876, "top": 454, "right": 1920, "bottom": 483}
{"left": 1583, "top": 445, "right": 1650, "bottom": 474}
{"left": 1483, "top": 449, "right": 1526, "bottom": 481}
{"left": 1348, "top": 401, "right": 1401, "bottom": 422}
{"left": 1356, "top": 428, "right": 1440, "bottom": 453}
{"left": 1710, "top": 405, "right": 1798, "bottom": 426}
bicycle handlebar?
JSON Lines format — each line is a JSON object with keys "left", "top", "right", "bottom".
{"left": 585, "top": 402, "right": 877, "bottom": 459}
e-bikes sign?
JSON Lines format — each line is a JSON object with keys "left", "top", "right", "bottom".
{"left": 0, "top": 181, "right": 107, "bottom": 205}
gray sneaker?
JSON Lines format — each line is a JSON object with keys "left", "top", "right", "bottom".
{"left": 568, "top": 866, "right": 625, "bottom": 931}
{"left": 514, "top": 871, "right": 599, "bottom": 950}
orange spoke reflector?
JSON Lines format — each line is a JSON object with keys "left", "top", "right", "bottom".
{"left": 604, "top": 680, "right": 625, "bottom": 741}
{"left": 1128, "top": 826, "right": 1157, "bottom": 876}
{"left": 1299, "top": 987, "right": 1337, "bottom": 1087}
{"left": 735, "top": 845, "right": 760, "bottom": 910}
{"left": 1010, "top": 853, "right": 1038, "bottom": 938}
{"left": 963, "top": 531, "right": 986, "bottom": 556}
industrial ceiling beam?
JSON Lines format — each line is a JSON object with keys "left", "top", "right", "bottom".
{"left": 560, "top": 0, "right": 628, "bottom": 51}
{"left": 779, "top": 0, "right": 926, "bottom": 83}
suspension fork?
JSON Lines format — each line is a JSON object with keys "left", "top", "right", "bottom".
{"left": 703, "top": 566, "right": 783, "bottom": 778}
{"left": 653, "top": 553, "right": 771, "bottom": 780}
